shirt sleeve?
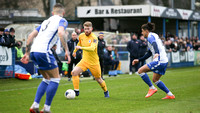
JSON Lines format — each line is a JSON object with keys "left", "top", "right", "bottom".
{"left": 147, "top": 35, "right": 156, "bottom": 44}
{"left": 73, "top": 37, "right": 81, "bottom": 53}
{"left": 59, "top": 18, "right": 68, "bottom": 29}
{"left": 35, "top": 25, "right": 41, "bottom": 32}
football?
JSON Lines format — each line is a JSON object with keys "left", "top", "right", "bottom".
{"left": 64, "top": 89, "right": 76, "bottom": 99}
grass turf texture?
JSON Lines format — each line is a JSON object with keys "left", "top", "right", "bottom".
{"left": 0, "top": 66, "right": 200, "bottom": 113}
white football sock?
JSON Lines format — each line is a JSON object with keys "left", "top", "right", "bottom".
{"left": 149, "top": 85, "right": 156, "bottom": 89}
{"left": 44, "top": 104, "right": 51, "bottom": 111}
{"left": 167, "top": 91, "right": 173, "bottom": 96}
{"left": 31, "top": 102, "right": 39, "bottom": 108}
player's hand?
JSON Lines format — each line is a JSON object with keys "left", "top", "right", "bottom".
{"left": 20, "top": 53, "right": 29, "bottom": 64}
{"left": 72, "top": 52, "right": 76, "bottom": 58}
{"left": 67, "top": 56, "right": 71, "bottom": 64}
{"left": 65, "top": 52, "right": 71, "bottom": 64}
{"left": 132, "top": 59, "right": 139, "bottom": 65}
{"left": 75, "top": 46, "right": 81, "bottom": 50}
{"left": 153, "top": 54, "right": 159, "bottom": 59}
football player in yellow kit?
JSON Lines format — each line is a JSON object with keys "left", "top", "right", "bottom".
{"left": 72, "top": 21, "right": 109, "bottom": 98}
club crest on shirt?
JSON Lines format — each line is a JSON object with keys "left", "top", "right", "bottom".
{"left": 89, "top": 40, "right": 91, "bottom": 43}
{"left": 64, "top": 22, "right": 67, "bottom": 27}
{"left": 93, "top": 39, "right": 97, "bottom": 43}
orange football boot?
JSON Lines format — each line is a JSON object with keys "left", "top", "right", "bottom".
{"left": 145, "top": 88, "right": 158, "bottom": 98}
{"left": 162, "top": 95, "right": 175, "bottom": 99}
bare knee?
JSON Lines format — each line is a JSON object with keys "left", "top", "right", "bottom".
{"left": 152, "top": 77, "right": 159, "bottom": 83}
{"left": 137, "top": 68, "right": 143, "bottom": 74}
{"left": 95, "top": 77, "right": 103, "bottom": 84}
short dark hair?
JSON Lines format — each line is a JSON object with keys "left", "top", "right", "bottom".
{"left": 141, "top": 22, "right": 155, "bottom": 32}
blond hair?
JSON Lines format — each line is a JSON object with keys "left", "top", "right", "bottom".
{"left": 83, "top": 21, "right": 92, "bottom": 27}
{"left": 53, "top": 3, "right": 64, "bottom": 14}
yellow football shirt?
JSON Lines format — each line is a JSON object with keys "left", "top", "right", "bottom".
{"left": 73, "top": 32, "right": 99, "bottom": 65}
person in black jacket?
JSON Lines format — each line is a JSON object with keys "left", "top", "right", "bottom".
{"left": 97, "top": 32, "right": 106, "bottom": 79}
{"left": 0, "top": 27, "right": 5, "bottom": 45}
{"left": 127, "top": 33, "right": 140, "bottom": 75}
{"left": 67, "top": 32, "right": 82, "bottom": 81}
{"left": 51, "top": 44, "right": 63, "bottom": 74}
{"left": 139, "top": 35, "right": 147, "bottom": 67}
{"left": 104, "top": 46, "right": 119, "bottom": 71}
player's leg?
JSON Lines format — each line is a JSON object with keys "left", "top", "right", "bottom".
{"left": 137, "top": 64, "right": 157, "bottom": 98}
{"left": 90, "top": 64, "right": 109, "bottom": 97}
{"left": 67, "top": 59, "right": 73, "bottom": 81}
{"left": 152, "top": 73, "right": 175, "bottom": 99}
{"left": 30, "top": 70, "right": 50, "bottom": 113}
{"left": 71, "top": 64, "right": 85, "bottom": 96}
{"left": 41, "top": 67, "right": 60, "bottom": 112}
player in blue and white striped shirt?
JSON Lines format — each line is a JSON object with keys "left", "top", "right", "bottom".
{"left": 132, "top": 23, "right": 175, "bottom": 99}
{"left": 21, "top": 3, "right": 71, "bottom": 113}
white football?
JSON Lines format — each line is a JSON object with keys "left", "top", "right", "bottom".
{"left": 64, "top": 89, "right": 75, "bottom": 99}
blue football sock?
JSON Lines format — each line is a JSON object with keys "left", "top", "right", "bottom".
{"left": 139, "top": 73, "right": 153, "bottom": 87}
{"left": 155, "top": 80, "right": 170, "bottom": 93}
{"left": 45, "top": 78, "right": 60, "bottom": 106}
{"left": 34, "top": 79, "right": 49, "bottom": 103}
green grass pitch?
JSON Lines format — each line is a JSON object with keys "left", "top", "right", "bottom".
{"left": 0, "top": 66, "right": 200, "bottom": 113}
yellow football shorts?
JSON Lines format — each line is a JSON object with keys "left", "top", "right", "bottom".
{"left": 76, "top": 60, "right": 101, "bottom": 78}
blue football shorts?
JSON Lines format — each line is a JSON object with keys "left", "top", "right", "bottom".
{"left": 30, "top": 52, "right": 58, "bottom": 70}
{"left": 147, "top": 61, "right": 168, "bottom": 75}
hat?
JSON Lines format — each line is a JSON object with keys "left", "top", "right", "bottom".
{"left": 4, "top": 29, "right": 9, "bottom": 32}
{"left": 99, "top": 32, "right": 104, "bottom": 36}
{"left": 9, "top": 27, "right": 15, "bottom": 32}
{"left": 0, "top": 27, "right": 4, "bottom": 32}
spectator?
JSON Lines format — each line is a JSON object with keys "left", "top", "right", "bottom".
{"left": 104, "top": 46, "right": 119, "bottom": 71}
{"left": 67, "top": 32, "right": 82, "bottom": 81}
{"left": 178, "top": 39, "right": 186, "bottom": 52}
{"left": 139, "top": 35, "right": 147, "bottom": 67}
{"left": 127, "top": 33, "right": 140, "bottom": 75}
{"left": 3, "top": 28, "right": 16, "bottom": 48}
{"left": 193, "top": 40, "right": 200, "bottom": 51}
{"left": 0, "top": 27, "right": 5, "bottom": 45}
{"left": 98, "top": 32, "right": 106, "bottom": 79}
{"left": 51, "top": 44, "right": 63, "bottom": 75}
{"left": 186, "top": 39, "right": 193, "bottom": 51}
{"left": 15, "top": 41, "right": 24, "bottom": 60}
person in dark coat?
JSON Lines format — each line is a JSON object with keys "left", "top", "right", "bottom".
{"left": 104, "top": 46, "right": 119, "bottom": 70}
{"left": 139, "top": 35, "right": 147, "bottom": 67}
{"left": 127, "top": 33, "right": 140, "bottom": 75}
{"left": 51, "top": 44, "right": 63, "bottom": 74}
{"left": 0, "top": 27, "right": 5, "bottom": 45}
{"left": 97, "top": 32, "right": 106, "bottom": 79}
{"left": 67, "top": 32, "right": 82, "bottom": 81}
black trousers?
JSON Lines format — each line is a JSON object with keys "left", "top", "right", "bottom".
{"left": 129, "top": 57, "right": 139, "bottom": 72}
{"left": 67, "top": 58, "right": 81, "bottom": 78}
{"left": 99, "top": 56, "right": 104, "bottom": 76}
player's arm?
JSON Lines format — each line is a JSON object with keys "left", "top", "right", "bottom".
{"left": 58, "top": 19, "right": 71, "bottom": 63}
{"left": 138, "top": 49, "right": 152, "bottom": 61}
{"left": 58, "top": 26, "right": 71, "bottom": 63}
{"left": 21, "top": 26, "right": 40, "bottom": 64}
{"left": 79, "top": 39, "right": 98, "bottom": 51}
{"left": 148, "top": 36, "right": 159, "bottom": 59}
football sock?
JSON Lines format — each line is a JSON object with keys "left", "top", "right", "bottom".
{"left": 155, "top": 80, "right": 170, "bottom": 94}
{"left": 31, "top": 102, "right": 39, "bottom": 108}
{"left": 44, "top": 104, "right": 51, "bottom": 111}
{"left": 139, "top": 73, "right": 154, "bottom": 88}
{"left": 45, "top": 78, "right": 60, "bottom": 106}
{"left": 149, "top": 85, "right": 156, "bottom": 90}
{"left": 99, "top": 81, "right": 108, "bottom": 92}
{"left": 167, "top": 91, "right": 173, "bottom": 96}
{"left": 34, "top": 78, "right": 50, "bottom": 105}
{"left": 72, "top": 75, "right": 79, "bottom": 90}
